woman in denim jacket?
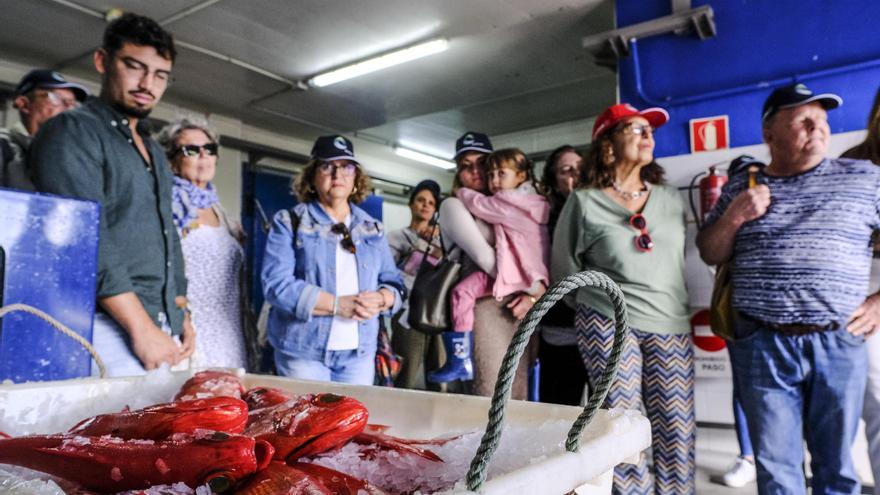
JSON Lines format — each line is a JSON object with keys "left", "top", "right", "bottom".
{"left": 262, "top": 135, "right": 404, "bottom": 385}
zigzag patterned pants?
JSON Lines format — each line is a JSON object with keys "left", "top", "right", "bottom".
{"left": 576, "top": 306, "right": 696, "bottom": 495}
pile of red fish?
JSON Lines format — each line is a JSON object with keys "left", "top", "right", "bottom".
{"left": 0, "top": 371, "right": 449, "bottom": 494}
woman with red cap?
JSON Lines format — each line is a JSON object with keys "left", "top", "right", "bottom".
{"left": 552, "top": 104, "right": 695, "bottom": 494}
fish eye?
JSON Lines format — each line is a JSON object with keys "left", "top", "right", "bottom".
{"left": 209, "top": 431, "right": 230, "bottom": 441}
{"left": 208, "top": 474, "right": 233, "bottom": 493}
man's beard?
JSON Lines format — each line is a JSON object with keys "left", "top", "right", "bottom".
{"left": 111, "top": 100, "right": 152, "bottom": 120}
{"left": 102, "top": 65, "right": 154, "bottom": 119}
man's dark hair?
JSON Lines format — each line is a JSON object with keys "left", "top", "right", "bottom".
{"left": 103, "top": 13, "right": 176, "bottom": 62}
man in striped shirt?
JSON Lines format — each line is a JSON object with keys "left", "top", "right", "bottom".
{"left": 698, "top": 83, "right": 880, "bottom": 495}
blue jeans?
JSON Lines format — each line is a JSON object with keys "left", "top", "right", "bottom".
{"left": 730, "top": 317, "right": 866, "bottom": 495}
{"left": 274, "top": 347, "right": 374, "bottom": 385}
{"left": 90, "top": 312, "right": 179, "bottom": 377}
{"left": 728, "top": 346, "right": 754, "bottom": 458}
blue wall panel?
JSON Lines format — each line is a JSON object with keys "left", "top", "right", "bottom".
{"left": 616, "top": 0, "right": 880, "bottom": 157}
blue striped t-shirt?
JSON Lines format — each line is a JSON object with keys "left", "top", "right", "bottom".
{"left": 703, "top": 158, "right": 880, "bottom": 325}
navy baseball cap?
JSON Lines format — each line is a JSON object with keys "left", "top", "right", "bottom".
{"left": 454, "top": 131, "right": 493, "bottom": 159}
{"left": 762, "top": 83, "right": 842, "bottom": 122}
{"left": 15, "top": 69, "right": 89, "bottom": 102}
{"left": 311, "top": 135, "right": 359, "bottom": 165}
{"left": 409, "top": 179, "right": 441, "bottom": 204}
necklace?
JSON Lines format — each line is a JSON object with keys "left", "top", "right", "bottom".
{"left": 612, "top": 181, "right": 651, "bottom": 201}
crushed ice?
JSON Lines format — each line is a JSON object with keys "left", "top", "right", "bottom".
{"left": 307, "top": 419, "right": 575, "bottom": 494}
{"left": 0, "top": 467, "right": 65, "bottom": 495}
{"left": 0, "top": 365, "right": 184, "bottom": 436}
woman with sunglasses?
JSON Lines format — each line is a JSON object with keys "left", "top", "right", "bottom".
{"left": 552, "top": 104, "right": 694, "bottom": 494}
{"left": 158, "top": 118, "right": 246, "bottom": 369}
{"left": 261, "top": 135, "right": 404, "bottom": 384}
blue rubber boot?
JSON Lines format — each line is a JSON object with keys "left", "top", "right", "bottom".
{"left": 427, "top": 331, "right": 474, "bottom": 383}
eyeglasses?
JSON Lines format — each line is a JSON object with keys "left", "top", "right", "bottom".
{"left": 318, "top": 162, "right": 357, "bottom": 177}
{"left": 331, "top": 223, "right": 356, "bottom": 253}
{"left": 118, "top": 55, "right": 173, "bottom": 87}
{"left": 618, "top": 123, "right": 654, "bottom": 137}
{"left": 33, "top": 90, "right": 80, "bottom": 110}
{"left": 629, "top": 214, "right": 654, "bottom": 252}
{"left": 175, "top": 143, "right": 218, "bottom": 157}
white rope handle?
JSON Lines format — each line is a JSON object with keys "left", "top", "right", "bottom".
{"left": 0, "top": 303, "right": 106, "bottom": 378}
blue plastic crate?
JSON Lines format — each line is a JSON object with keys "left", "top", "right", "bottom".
{"left": 0, "top": 189, "right": 100, "bottom": 383}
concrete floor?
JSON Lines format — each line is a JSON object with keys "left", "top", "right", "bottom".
{"left": 695, "top": 426, "right": 875, "bottom": 495}
{"left": 696, "top": 427, "right": 756, "bottom": 494}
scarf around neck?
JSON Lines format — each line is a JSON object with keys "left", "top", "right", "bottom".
{"left": 172, "top": 176, "right": 219, "bottom": 235}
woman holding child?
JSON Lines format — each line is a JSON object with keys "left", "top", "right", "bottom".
{"left": 552, "top": 104, "right": 695, "bottom": 494}
{"left": 435, "top": 132, "right": 545, "bottom": 399}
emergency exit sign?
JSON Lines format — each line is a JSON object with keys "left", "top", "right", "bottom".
{"left": 689, "top": 115, "right": 730, "bottom": 153}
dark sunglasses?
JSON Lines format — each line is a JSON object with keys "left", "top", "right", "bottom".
{"left": 629, "top": 214, "right": 654, "bottom": 252}
{"left": 331, "top": 223, "right": 356, "bottom": 253}
{"left": 176, "top": 143, "right": 219, "bottom": 157}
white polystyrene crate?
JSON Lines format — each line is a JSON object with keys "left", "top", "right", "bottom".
{"left": 0, "top": 370, "right": 650, "bottom": 495}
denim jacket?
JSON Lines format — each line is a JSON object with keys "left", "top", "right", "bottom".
{"left": 262, "top": 201, "right": 404, "bottom": 361}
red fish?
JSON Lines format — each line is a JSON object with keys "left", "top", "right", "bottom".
{"left": 293, "top": 462, "right": 387, "bottom": 494}
{"left": 243, "top": 386, "right": 294, "bottom": 411}
{"left": 175, "top": 370, "right": 246, "bottom": 402}
{"left": 68, "top": 397, "right": 248, "bottom": 439}
{"left": 0, "top": 431, "right": 274, "bottom": 493}
{"left": 245, "top": 393, "right": 368, "bottom": 462}
{"left": 233, "top": 461, "right": 332, "bottom": 495}
{"left": 233, "top": 461, "right": 386, "bottom": 495}
{"left": 351, "top": 424, "right": 448, "bottom": 462}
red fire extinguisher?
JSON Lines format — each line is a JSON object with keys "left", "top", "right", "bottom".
{"left": 689, "top": 164, "right": 728, "bottom": 228}
{"left": 699, "top": 166, "right": 727, "bottom": 222}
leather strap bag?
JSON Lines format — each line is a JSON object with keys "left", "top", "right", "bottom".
{"left": 407, "top": 220, "right": 461, "bottom": 335}
{"left": 709, "top": 262, "right": 737, "bottom": 341}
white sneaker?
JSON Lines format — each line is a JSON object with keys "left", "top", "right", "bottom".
{"left": 720, "top": 456, "right": 757, "bottom": 488}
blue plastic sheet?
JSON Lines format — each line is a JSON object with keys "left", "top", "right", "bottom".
{"left": 0, "top": 189, "right": 99, "bottom": 383}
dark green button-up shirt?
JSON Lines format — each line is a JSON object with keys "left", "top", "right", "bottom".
{"left": 30, "top": 98, "right": 187, "bottom": 335}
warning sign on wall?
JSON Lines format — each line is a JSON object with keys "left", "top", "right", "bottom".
{"left": 691, "top": 309, "right": 731, "bottom": 378}
{"left": 689, "top": 115, "right": 730, "bottom": 153}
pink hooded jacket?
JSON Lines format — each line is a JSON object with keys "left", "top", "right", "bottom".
{"left": 457, "top": 182, "right": 551, "bottom": 300}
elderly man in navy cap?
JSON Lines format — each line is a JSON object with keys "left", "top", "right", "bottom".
{"left": 698, "top": 83, "right": 880, "bottom": 494}
{"left": 0, "top": 70, "right": 88, "bottom": 190}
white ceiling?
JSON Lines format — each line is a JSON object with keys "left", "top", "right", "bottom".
{"left": 1, "top": 0, "right": 617, "bottom": 157}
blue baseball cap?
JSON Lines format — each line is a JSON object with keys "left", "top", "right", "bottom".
{"left": 762, "top": 83, "right": 842, "bottom": 122}
{"left": 454, "top": 131, "right": 493, "bottom": 159}
{"left": 311, "top": 135, "right": 360, "bottom": 165}
{"left": 15, "top": 69, "right": 89, "bottom": 101}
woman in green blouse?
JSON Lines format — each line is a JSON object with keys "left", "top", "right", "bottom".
{"left": 552, "top": 103, "right": 695, "bottom": 495}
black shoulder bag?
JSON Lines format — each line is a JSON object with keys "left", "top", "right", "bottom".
{"left": 407, "top": 218, "right": 461, "bottom": 335}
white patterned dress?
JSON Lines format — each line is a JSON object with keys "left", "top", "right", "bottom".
{"left": 181, "top": 224, "right": 247, "bottom": 368}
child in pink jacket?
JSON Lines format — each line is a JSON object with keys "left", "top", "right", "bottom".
{"left": 428, "top": 148, "right": 551, "bottom": 383}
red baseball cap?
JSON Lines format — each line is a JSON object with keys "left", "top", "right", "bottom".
{"left": 591, "top": 103, "right": 669, "bottom": 141}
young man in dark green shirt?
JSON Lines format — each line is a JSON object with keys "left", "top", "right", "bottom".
{"left": 30, "top": 13, "right": 195, "bottom": 376}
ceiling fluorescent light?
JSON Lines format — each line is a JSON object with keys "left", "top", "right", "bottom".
{"left": 394, "top": 146, "right": 455, "bottom": 170}
{"left": 309, "top": 38, "right": 449, "bottom": 88}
